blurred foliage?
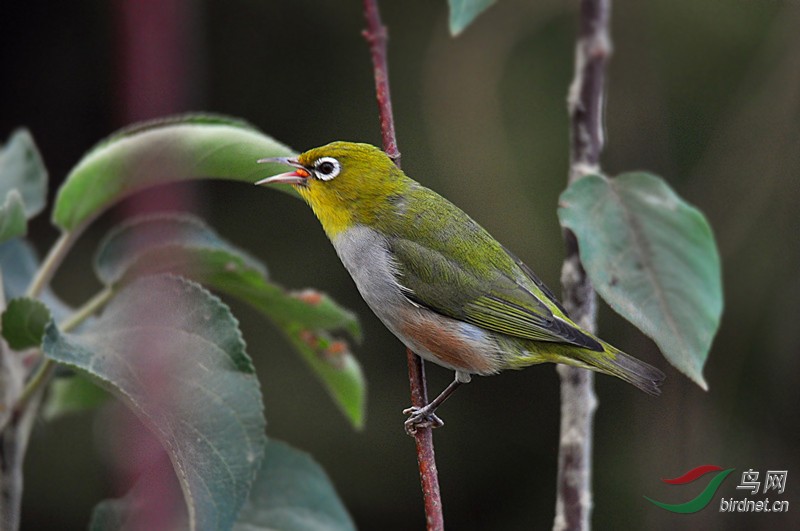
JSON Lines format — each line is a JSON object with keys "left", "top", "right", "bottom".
{"left": 93, "top": 212, "right": 365, "bottom": 427}
{"left": 2, "top": 0, "right": 798, "bottom": 530}
{"left": 0, "top": 129, "right": 47, "bottom": 242}
{"left": 43, "top": 275, "right": 266, "bottom": 530}
{"left": 1, "top": 112, "right": 365, "bottom": 527}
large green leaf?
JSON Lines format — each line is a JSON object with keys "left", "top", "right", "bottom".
{"left": 558, "top": 172, "right": 722, "bottom": 389}
{"left": 42, "top": 275, "right": 266, "bottom": 531}
{"left": 93, "top": 213, "right": 365, "bottom": 428}
{"left": 233, "top": 438, "right": 355, "bottom": 531}
{"left": 0, "top": 129, "right": 48, "bottom": 242}
{"left": 53, "top": 114, "right": 296, "bottom": 231}
{"left": 1, "top": 297, "right": 50, "bottom": 350}
{"left": 447, "top": 0, "right": 497, "bottom": 36}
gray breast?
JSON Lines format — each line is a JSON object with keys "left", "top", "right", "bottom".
{"left": 330, "top": 224, "right": 503, "bottom": 378}
{"left": 331, "top": 225, "right": 408, "bottom": 313}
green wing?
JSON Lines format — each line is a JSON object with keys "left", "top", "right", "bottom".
{"left": 382, "top": 186, "right": 602, "bottom": 351}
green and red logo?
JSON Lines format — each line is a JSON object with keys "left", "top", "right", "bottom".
{"left": 645, "top": 465, "right": 735, "bottom": 513}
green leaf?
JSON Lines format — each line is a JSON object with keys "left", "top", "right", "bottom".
{"left": 1, "top": 297, "right": 51, "bottom": 350}
{"left": 53, "top": 114, "right": 297, "bottom": 231}
{"left": 42, "top": 275, "right": 266, "bottom": 530}
{"left": 558, "top": 173, "right": 723, "bottom": 389}
{"left": 94, "top": 213, "right": 366, "bottom": 429}
{"left": 41, "top": 374, "right": 109, "bottom": 420}
{"left": 448, "top": 0, "right": 497, "bottom": 36}
{"left": 0, "top": 128, "right": 48, "bottom": 218}
{"left": 233, "top": 438, "right": 356, "bottom": 531}
{"left": 0, "top": 190, "right": 27, "bottom": 243}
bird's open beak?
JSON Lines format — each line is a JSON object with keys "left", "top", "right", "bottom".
{"left": 255, "top": 157, "right": 311, "bottom": 186}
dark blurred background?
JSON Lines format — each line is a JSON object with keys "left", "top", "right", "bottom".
{"left": 2, "top": 0, "right": 798, "bottom": 529}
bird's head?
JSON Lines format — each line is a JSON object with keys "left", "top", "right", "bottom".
{"left": 257, "top": 141, "right": 408, "bottom": 236}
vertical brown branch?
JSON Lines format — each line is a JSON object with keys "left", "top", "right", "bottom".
{"left": 404, "top": 349, "right": 444, "bottom": 530}
{"left": 555, "top": 0, "right": 611, "bottom": 530}
{"left": 361, "top": 1, "right": 444, "bottom": 530}
{"left": 362, "top": 0, "right": 401, "bottom": 165}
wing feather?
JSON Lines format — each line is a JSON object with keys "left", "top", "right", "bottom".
{"left": 390, "top": 239, "right": 601, "bottom": 350}
{"left": 382, "top": 185, "right": 602, "bottom": 351}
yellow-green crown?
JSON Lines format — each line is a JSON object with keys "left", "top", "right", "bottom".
{"left": 294, "top": 141, "right": 410, "bottom": 236}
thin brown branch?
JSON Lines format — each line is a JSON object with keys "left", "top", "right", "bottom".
{"left": 555, "top": 0, "right": 611, "bottom": 530}
{"left": 361, "top": 1, "right": 444, "bottom": 530}
{"left": 361, "top": 0, "right": 400, "bottom": 165}
{"left": 405, "top": 348, "right": 444, "bottom": 530}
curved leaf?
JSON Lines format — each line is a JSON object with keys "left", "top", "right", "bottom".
{"left": 53, "top": 114, "right": 297, "bottom": 231}
{"left": 233, "top": 439, "right": 356, "bottom": 531}
{"left": 448, "top": 0, "right": 497, "bottom": 36}
{"left": 558, "top": 172, "right": 722, "bottom": 389}
{"left": 94, "top": 213, "right": 365, "bottom": 428}
{"left": 42, "top": 275, "right": 266, "bottom": 530}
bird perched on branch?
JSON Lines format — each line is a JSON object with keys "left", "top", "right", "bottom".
{"left": 257, "top": 142, "right": 664, "bottom": 434}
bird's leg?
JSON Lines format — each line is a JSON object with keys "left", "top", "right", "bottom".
{"left": 403, "top": 375, "right": 466, "bottom": 436}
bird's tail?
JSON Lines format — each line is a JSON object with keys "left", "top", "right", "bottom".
{"left": 566, "top": 339, "right": 665, "bottom": 396}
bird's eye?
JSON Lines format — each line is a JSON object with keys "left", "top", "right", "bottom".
{"left": 313, "top": 157, "right": 341, "bottom": 181}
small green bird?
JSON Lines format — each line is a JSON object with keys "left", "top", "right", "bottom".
{"left": 257, "top": 142, "right": 664, "bottom": 433}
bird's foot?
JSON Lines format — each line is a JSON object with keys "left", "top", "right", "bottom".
{"left": 403, "top": 405, "right": 444, "bottom": 436}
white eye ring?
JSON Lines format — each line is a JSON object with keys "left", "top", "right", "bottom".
{"left": 313, "top": 157, "right": 341, "bottom": 181}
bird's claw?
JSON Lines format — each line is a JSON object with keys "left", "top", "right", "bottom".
{"left": 403, "top": 406, "right": 444, "bottom": 436}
